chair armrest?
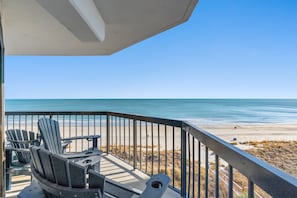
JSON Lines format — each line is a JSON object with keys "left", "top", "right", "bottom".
{"left": 61, "top": 140, "right": 72, "bottom": 153}
{"left": 140, "top": 174, "right": 170, "bottom": 198}
{"left": 60, "top": 149, "right": 102, "bottom": 160}
{"left": 5, "top": 146, "right": 30, "bottom": 153}
{"left": 62, "top": 135, "right": 100, "bottom": 141}
{"left": 62, "top": 135, "right": 100, "bottom": 149}
{"left": 104, "top": 178, "right": 142, "bottom": 197}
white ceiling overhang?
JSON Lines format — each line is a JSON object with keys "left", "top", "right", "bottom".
{"left": 0, "top": 0, "right": 198, "bottom": 55}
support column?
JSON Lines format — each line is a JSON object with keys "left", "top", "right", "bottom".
{"left": 0, "top": 17, "right": 5, "bottom": 198}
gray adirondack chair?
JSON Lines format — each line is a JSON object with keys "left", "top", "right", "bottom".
{"left": 38, "top": 117, "right": 101, "bottom": 159}
{"left": 19, "top": 146, "right": 105, "bottom": 198}
{"left": 19, "top": 146, "right": 170, "bottom": 198}
{"left": 6, "top": 129, "right": 40, "bottom": 164}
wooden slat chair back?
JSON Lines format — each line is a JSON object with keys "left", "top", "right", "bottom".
{"left": 6, "top": 129, "right": 39, "bottom": 164}
{"left": 29, "top": 146, "right": 105, "bottom": 198}
{"left": 38, "top": 118, "right": 63, "bottom": 154}
{"left": 38, "top": 117, "right": 102, "bottom": 160}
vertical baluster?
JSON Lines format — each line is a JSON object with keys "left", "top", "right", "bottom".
{"left": 124, "top": 118, "right": 126, "bottom": 158}
{"left": 187, "top": 133, "right": 191, "bottom": 197}
{"left": 12, "top": 115, "right": 15, "bottom": 129}
{"left": 114, "top": 116, "right": 116, "bottom": 151}
{"left": 69, "top": 115, "right": 71, "bottom": 151}
{"left": 205, "top": 146, "right": 208, "bottom": 198}
{"left": 110, "top": 116, "right": 112, "bottom": 152}
{"left": 111, "top": 116, "right": 113, "bottom": 152}
{"left": 93, "top": 115, "right": 95, "bottom": 136}
{"left": 75, "top": 115, "right": 78, "bottom": 152}
{"left": 128, "top": 119, "right": 131, "bottom": 163}
{"left": 151, "top": 122, "right": 154, "bottom": 175}
{"left": 105, "top": 114, "right": 110, "bottom": 154}
{"left": 172, "top": 127, "right": 175, "bottom": 187}
{"left": 18, "top": 115, "right": 21, "bottom": 130}
{"left": 117, "top": 117, "right": 119, "bottom": 153}
{"left": 100, "top": 115, "right": 102, "bottom": 149}
{"left": 115, "top": 117, "right": 118, "bottom": 152}
{"left": 248, "top": 179, "right": 254, "bottom": 198}
{"left": 215, "top": 155, "right": 219, "bottom": 198}
{"left": 87, "top": 115, "right": 90, "bottom": 148}
{"left": 139, "top": 121, "right": 142, "bottom": 170}
{"left": 192, "top": 136, "right": 195, "bottom": 198}
{"left": 110, "top": 115, "right": 112, "bottom": 152}
{"left": 133, "top": 119, "right": 137, "bottom": 170}
{"left": 165, "top": 125, "right": 168, "bottom": 175}
{"left": 87, "top": 115, "right": 90, "bottom": 134}
{"left": 25, "top": 115, "right": 28, "bottom": 131}
{"left": 181, "top": 126, "right": 187, "bottom": 197}
{"left": 145, "top": 122, "right": 148, "bottom": 173}
{"left": 198, "top": 141, "right": 201, "bottom": 198}
{"left": 157, "top": 124, "right": 160, "bottom": 173}
{"left": 229, "top": 165, "right": 233, "bottom": 198}
{"left": 62, "top": 115, "right": 65, "bottom": 140}
{"left": 119, "top": 117, "right": 122, "bottom": 156}
{"left": 81, "top": 115, "right": 83, "bottom": 151}
{"left": 31, "top": 115, "right": 33, "bottom": 131}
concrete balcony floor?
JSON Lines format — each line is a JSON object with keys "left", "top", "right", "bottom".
{"left": 6, "top": 153, "right": 181, "bottom": 198}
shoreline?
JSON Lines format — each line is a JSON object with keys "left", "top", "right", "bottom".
{"left": 7, "top": 122, "right": 297, "bottom": 143}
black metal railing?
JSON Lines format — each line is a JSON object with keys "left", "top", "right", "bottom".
{"left": 5, "top": 111, "right": 297, "bottom": 197}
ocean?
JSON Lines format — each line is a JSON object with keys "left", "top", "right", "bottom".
{"left": 5, "top": 99, "right": 297, "bottom": 125}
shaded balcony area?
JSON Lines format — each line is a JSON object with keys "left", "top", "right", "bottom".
{"left": 4, "top": 111, "right": 297, "bottom": 197}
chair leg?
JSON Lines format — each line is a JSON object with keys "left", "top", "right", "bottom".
{"left": 5, "top": 149, "right": 12, "bottom": 190}
{"left": 92, "top": 137, "right": 98, "bottom": 149}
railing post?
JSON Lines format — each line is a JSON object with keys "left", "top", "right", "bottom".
{"left": 181, "top": 124, "right": 187, "bottom": 197}
{"left": 248, "top": 180, "right": 254, "bottom": 198}
{"left": 133, "top": 119, "right": 137, "bottom": 170}
{"left": 106, "top": 114, "right": 110, "bottom": 154}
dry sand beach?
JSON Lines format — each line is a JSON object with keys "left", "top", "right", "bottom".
{"left": 200, "top": 123, "right": 297, "bottom": 142}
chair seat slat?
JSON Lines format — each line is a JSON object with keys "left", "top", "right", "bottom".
{"left": 51, "top": 153, "right": 69, "bottom": 187}
{"left": 69, "top": 161, "right": 86, "bottom": 188}
{"left": 38, "top": 149, "right": 56, "bottom": 183}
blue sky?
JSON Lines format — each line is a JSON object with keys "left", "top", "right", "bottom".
{"left": 5, "top": 0, "right": 297, "bottom": 99}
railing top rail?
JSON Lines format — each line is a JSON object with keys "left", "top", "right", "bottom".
{"left": 5, "top": 111, "right": 183, "bottom": 127}
{"left": 107, "top": 112, "right": 182, "bottom": 127}
{"left": 5, "top": 111, "right": 109, "bottom": 116}
{"left": 182, "top": 121, "right": 297, "bottom": 197}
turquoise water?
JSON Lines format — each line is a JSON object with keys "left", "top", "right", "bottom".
{"left": 5, "top": 99, "right": 297, "bottom": 124}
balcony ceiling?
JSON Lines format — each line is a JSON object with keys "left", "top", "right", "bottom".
{"left": 0, "top": 0, "right": 198, "bottom": 55}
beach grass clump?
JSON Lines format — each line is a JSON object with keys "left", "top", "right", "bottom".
{"left": 246, "top": 141, "right": 297, "bottom": 177}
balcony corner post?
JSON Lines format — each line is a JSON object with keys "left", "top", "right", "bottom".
{"left": 181, "top": 123, "right": 187, "bottom": 197}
